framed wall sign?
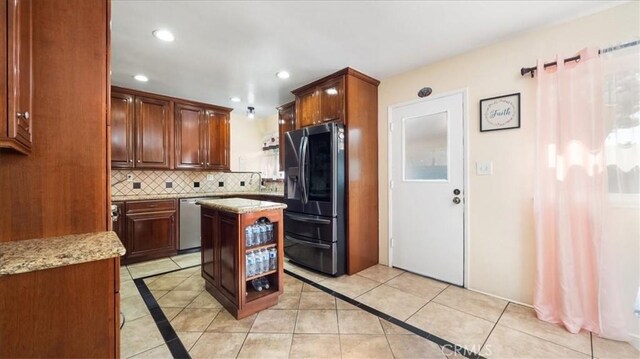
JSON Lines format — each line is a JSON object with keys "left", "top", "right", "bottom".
{"left": 480, "top": 93, "right": 520, "bottom": 132}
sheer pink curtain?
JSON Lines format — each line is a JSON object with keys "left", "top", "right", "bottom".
{"left": 533, "top": 48, "right": 607, "bottom": 335}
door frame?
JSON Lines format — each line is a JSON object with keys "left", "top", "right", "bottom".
{"left": 387, "top": 88, "right": 469, "bottom": 287}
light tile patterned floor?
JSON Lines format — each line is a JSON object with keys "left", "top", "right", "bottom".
{"left": 119, "top": 254, "right": 640, "bottom": 358}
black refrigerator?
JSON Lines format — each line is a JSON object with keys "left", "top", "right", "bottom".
{"left": 283, "top": 122, "right": 346, "bottom": 276}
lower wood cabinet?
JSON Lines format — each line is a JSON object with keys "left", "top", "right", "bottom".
{"left": 0, "top": 258, "right": 120, "bottom": 358}
{"left": 201, "top": 206, "right": 284, "bottom": 319}
{"left": 120, "top": 199, "right": 177, "bottom": 264}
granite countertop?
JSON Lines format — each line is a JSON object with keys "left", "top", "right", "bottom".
{"left": 112, "top": 191, "right": 284, "bottom": 202}
{"left": 197, "top": 198, "right": 287, "bottom": 214}
{"left": 0, "top": 231, "right": 126, "bottom": 276}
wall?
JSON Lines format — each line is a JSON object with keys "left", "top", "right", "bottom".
{"left": 229, "top": 113, "right": 263, "bottom": 172}
{"left": 0, "top": 0, "right": 109, "bottom": 242}
{"left": 378, "top": 1, "right": 639, "bottom": 337}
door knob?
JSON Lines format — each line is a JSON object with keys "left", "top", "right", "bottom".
{"left": 453, "top": 189, "right": 460, "bottom": 195}
{"left": 453, "top": 197, "right": 461, "bottom": 204}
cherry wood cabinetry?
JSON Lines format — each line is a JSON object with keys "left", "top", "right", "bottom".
{"left": 135, "top": 95, "right": 172, "bottom": 169}
{"left": 204, "top": 109, "right": 230, "bottom": 170}
{"left": 277, "top": 101, "right": 295, "bottom": 170}
{"left": 175, "top": 102, "right": 206, "bottom": 169}
{"left": 293, "top": 75, "right": 345, "bottom": 128}
{"left": 111, "top": 92, "right": 135, "bottom": 167}
{"left": 0, "top": 258, "right": 120, "bottom": 358}
{"left": 0, "top": 0, "right": 33, "bottom": 155}
{"left": 291, "top": 68, "right": 380, "bottom": 274}
{"left": 201, "top": 206, "right": 284, "bottom": 319}
{"left": 110, "top": 87, "right": 231, "bottom": 171}
{"left": 123, "top": 199, "right": 177, "bottom": 264}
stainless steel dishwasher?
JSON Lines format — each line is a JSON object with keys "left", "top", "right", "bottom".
{"left": 179, "top": 198, "right": 216, "bottom": 250}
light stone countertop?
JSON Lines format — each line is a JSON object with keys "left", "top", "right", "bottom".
{"left": 0, "top": 231, "right": 126, "bottom": 276}
{"left": 197, "top": 198, "right": 287, "bottom": 214}
{"left": 112, "top": 191, "right": 284, "bottom": 202}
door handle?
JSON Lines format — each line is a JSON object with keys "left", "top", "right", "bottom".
{"left": 453, "top": 197, "right": 461, "bottom": 204}
{"left": 285, "top": 213, "right": 331, "bottom": 224}
{"left": 285, "top": 235, "right": 331, "bottom": 249}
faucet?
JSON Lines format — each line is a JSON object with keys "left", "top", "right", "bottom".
{"left": 248, "top": 172, "right": 264, "bottom": 191}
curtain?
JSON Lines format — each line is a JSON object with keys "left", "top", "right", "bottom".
{"left": 533, "top": 45, "right": 640, "bottom": 340}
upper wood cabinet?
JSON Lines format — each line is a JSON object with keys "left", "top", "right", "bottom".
{"left": 204, "top": 109, "right": 230, "bottom": 171}
{"left": 0, "top": 0, "right": 33, "bottom": 155}
{"left": 293, "top": 75, "right": 345, "bottom": 128}
{"left": 135, "top": 95, "right": 172, "bottom": 169}
{"left": 277, "top": 101, "right": 295, "bottom": 170}
{"left": 111, "top": 86, "right": 232, "bottom": 170}
{"left": 175, "top": 102, "right": 206, "bottom": 169}
{"left": 111, "top": 91, "right": 135, "bottom": 168}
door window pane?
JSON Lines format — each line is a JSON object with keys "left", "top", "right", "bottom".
{"left": 307, "top": 132, "right": 332, "bottom": 201}
{"left": 403, "top": 111, "right": 448, "bottom": 181}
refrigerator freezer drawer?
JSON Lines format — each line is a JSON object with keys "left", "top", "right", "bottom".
{"left": 284, "top": 234, "right": 339, "bottom": 276}
{"left": 284, "top": 211, "right": 336, "bottom": 242}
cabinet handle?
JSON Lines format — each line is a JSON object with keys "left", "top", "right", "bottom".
{"left": 16, "top": 111, "right": 30, "bottom": 120}
{"left": 137, "top": 160, "right": 141, "bottom": 163}
{"left": 201, "top": 162, "right": 204, "bottom": 165}
{"left": 129, "top": 159, "right": 133, "bottom": 163}
{"left": 206, "top": 162, "right": 210, "bottom": 165}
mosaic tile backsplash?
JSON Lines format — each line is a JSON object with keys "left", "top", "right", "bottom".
{"left": 110, "top": 170, "right": 269, "bottom": 197}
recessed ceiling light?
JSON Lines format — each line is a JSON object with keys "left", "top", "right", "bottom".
{"left": 230, "top": 97, "right": 241, "bottom": 102}
{"left": 133, "top": 74, "right": 149, "bottom": 82}
{"left": 152, "top": 29, "right": 175, "bottom": 42}
{"left": 276, "top": 71, "right": 290, "bottom": 79}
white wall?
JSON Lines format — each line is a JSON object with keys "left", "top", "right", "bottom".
{"left": 378, "top": 1, "right": 639, "bottom": 339}
{"left": 229, "top": 113, "right": 263, "bottom": 171}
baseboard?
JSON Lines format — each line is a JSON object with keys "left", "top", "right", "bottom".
{"left": 465, "top": 286, "right": 533, "bottom": 308}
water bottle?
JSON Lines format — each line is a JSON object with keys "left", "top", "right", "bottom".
{"left": 266, "top": 222, "right": 273, "bottom": 242}
{"left": 260, "top": 277, "right": 270, "bottom": 290}
{"left": 259, "top": 222, "right": 267, "bottom": 245}
{"left": 254, "top": 250, "right": 263, "bottom": 275}
{"left": 245, "top": 226, "right": 253, "bottom": 248}
{"left": 269, "top": 248, "right": 277, "bottom": 270}
{"left": 252, "top": 224, "right": 261, "bottom": 246}
{"left": 263, "top": 249, "right": 270, "bottom": 272}
{"left": 246, "top": 252, "right": 255, "bottom": 277}
{"left": 251, "top": 278, "right": 264, "bottom": 292}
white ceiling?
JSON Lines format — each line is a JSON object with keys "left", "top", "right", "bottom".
{"left": 111, "top": 0, "right": 623, "bottom": 118}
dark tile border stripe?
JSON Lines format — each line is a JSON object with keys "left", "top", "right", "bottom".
{"left": 133, "top": 277, "right": 191, "bottom": 359}
{"left": 284, "top": 269, "right": 485, "bottom": 359}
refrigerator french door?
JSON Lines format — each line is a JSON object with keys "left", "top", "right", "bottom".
{"left": 283, "top": 122, "right": 346, "bottom": 276}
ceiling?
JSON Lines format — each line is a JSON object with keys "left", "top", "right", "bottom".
{"left": 111, "top": 0, "right": 623, "bottom": 118}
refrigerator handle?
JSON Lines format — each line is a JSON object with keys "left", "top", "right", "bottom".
{"left": 299, "top": 135, "right": 309, "bottom": 204}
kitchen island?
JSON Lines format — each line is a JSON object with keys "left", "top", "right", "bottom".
{"left": 197, "top": 198, "right": 286, "bottom": 319}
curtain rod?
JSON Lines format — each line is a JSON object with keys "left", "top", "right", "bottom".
{"left": 520, "top": 39, "right": 640, "bottom": 78}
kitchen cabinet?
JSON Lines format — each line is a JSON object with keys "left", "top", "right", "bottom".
{"left": 200, "top": 203, "right": 284, "bottom": 319}
{"left": 175, "top": 102, "right": 206, "bottom": 169}
{"left": 123, "top": 199, "right": 177, "bottom": 264}
{"left": 174, "top": 102, "right": 231, "bottom": 171}
{"left": 277, "top": 101, "right": 295, "bottom": 170}
{"left": 111, "top": 91, "right": 135, "bottom": 168}
{"left": 204, "top": 109, "right": 230, "bottom": 170}
{"left": 0, "top": 0, "right": 32, "bottom": 155}
{"left": 290, "top": 67, "right": 380, "bottom": 275}
{"left": 294, "top": 75, "right": 345, "bottom": 128}
{"left": 135, "top": 95, "right": 173, "bottom": 169}
{"left": 111, "top": 87, "right": 231, "bottom": 170}
{"left": 110, "top": 88, "right": 173, "bottom": 169}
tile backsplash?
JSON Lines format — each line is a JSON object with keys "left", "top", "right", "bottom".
{"left": 111, "top": 170, "right": 262, "bottom": 197}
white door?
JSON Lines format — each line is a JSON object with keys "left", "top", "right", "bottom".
{"left": 390, "top": 92, "right": 465, "bottom": 285}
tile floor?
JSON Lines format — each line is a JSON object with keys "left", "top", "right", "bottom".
{"left": 119, "top": 254, "right": 639, "bottom": 358}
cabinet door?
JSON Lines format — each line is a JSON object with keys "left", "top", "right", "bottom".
{"left": 277, "top": 102, "right": 295, "bottom": 171}
{"left": 135, "top": 95, "right": 172, "bottom": 169}
{"left": 110, "top": 92, "right": 134, "bottom": 168}
{"left": 201, "top": 208, "right": 219, "bottom": 286}
{"left": 2, "top": 0, "right": 32, "bottom": 154}
{"left": 296, "top": 89, "right": 318, "bottom": 128}
{"left": 218, "top": 212, "right": 239, "bottom": 305}
{"left": 175, "top": 102, "right": 205, "bottom": 169}
{"left": 125, "top": 210, "right": 177, "bottom": 262}
{"left": 204, "top": 109, "right": 230, "bottom": 170}
{"left": 318, "top": 76, "right": 345, "bottom": 123}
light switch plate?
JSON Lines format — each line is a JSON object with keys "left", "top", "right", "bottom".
{"left": 206, "top": 174, "right": 215, "bottom": 181}
{"left": 476, "top": 161, "right": 493, "bottom": 176}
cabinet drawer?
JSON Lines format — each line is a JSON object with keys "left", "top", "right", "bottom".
{"left": 126, "top": 199, "right": 176, "bottom": 213}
